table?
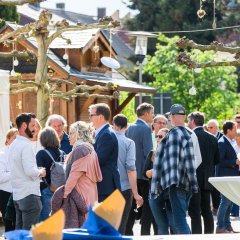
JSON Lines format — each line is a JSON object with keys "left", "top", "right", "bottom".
{"left": 209, "top": 176, "right": 240, "bottom": 205}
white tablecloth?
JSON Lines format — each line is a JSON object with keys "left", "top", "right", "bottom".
{"left": 209, "top": 177, "right": 240, "bottom": 205}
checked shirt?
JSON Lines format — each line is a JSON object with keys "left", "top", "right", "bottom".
{"left": 151, "top": 126, "right": 198, "bottom": 196}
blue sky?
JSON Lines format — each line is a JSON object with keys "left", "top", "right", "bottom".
{"left": 41, "top": 0, "right": 137, "bottom": 18}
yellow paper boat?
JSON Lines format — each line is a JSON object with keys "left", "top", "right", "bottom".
{"left": 93, "top": 189, "right": 126, "bottom": 230}
{"left": 31, "top": 209, "right": 65, "bottom": 240}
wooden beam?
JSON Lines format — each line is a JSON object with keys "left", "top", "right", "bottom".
{"left": 115, "top": 92, "right": 136, "bottom": 114}
{"left": 79, "top": 89, "right": 102, "bottom": 114}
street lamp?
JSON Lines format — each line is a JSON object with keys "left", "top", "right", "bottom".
{"left": 128, "top": 31, "right": 157, "bottom": 104}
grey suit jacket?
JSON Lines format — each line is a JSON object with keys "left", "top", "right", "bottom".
{"left": 126, "top": 119, "right": 153, "bottom": 180}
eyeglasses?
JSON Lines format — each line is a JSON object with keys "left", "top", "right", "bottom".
{"left": 207, "top": 126, "right": 214, "bottom": 129}
{"left": 155, "top": 122, "right": 167, "bottom": 125}
{"left": 89, "top": 114, "right": 98, "bottom": 118}
{"left": 156, "top": 135, "right": 164, "bottom": 139}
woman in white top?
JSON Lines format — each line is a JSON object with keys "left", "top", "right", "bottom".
{"left": 0, "top": 128, "right": 18, "bottom": 232}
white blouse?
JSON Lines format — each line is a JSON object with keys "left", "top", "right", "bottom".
{"left": 0, "top": 146, "right": 12, "bottom": 192}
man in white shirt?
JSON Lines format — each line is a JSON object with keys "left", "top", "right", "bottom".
{"left": 9, "top": 113, "right": 46, "bottom": 230}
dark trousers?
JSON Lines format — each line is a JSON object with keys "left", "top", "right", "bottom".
{"left": 188, "top": 190, "right": 214, "bottom": 234}
{"left": 211, "top": 168, "right": 220, "bottom": 210}
{"left": 125, "top": 179, "right": 157, "bottom": 235}
{"left": 14, "top": 194, "right": 42, "bottom": 230}
{"left": 0, "top": 190, "right": 15, "bottom": 232}
{"left": 118, "top": 189, "right": 133, "bottom": 235}
{"left": 211, "top": 187, "right": 221, "bottom": 209}
{"left": 98, "top": 194, "right": 109, "bottom": 202}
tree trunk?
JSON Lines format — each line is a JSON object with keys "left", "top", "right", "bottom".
{"left": 35, "top": 35, "right": 49, "bottom": 126}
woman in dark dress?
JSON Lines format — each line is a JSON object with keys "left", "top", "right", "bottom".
{"left": 36, "top": 127, "right": 65, "bottom": 221}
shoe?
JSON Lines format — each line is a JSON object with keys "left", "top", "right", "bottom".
{"left": 226, "top": 226, "right": 240, "bottom": 233}
{"left": 216, "top": 229, "right": 232, "bottom": 234}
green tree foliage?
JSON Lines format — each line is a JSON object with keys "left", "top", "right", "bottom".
{"left": 125, "top": 0, "right": 240, "bottom": 44}
{"left": 123, "top": 0, "right": 240, "bottom": 87}
{"left": 119, "top": 92, "right": 137, "bottom": 123}
{"left": 0, "top": 6, "right": 19, "bottom": 28}
{"left": 143, "top": 33, "right": 240, "bottom": 120}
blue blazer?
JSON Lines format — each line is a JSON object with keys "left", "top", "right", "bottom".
{"left": 126, "top": 119, "right": 153, "bottom": 180}
{"left": 94, "top": 124, "right": 120, "bottom": 197}
{"left": 217, "top": 135, "right": 239, "bottom": 177}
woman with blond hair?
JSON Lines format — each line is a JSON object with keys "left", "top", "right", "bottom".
{"left": 64, "top": 121, "right": 102, "bottom": 208}
{"left": 51, "top": 121, "right": 102, "bottom": 228}
{"left": 30, "top": 118, "right": 42, "bottom": 155}
{"left": 0, "top": 128, "right": 18, "bottom": 232}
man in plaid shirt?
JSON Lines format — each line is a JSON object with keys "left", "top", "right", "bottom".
{"left": 151, "top": 104, "right": 198, "bottom": 234}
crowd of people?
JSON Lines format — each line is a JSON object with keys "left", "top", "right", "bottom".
{"left": 0, "top": 102, "right": 240, "bottom": 235}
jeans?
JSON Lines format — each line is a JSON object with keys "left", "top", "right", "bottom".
{"left": 216, "top": 194, "right": 232, "bottom": 230}
{"left": 14, "top": 194, "right": 42, "bottom": 230}
{"left": 149, "top": 194, "right": 170, "bottom": 235}
{"left": 165, "top": 186, "right": 192, "bottom": 234}
{"left": 40, "top": 187, "right": 53, "bottom": 221}
{"left": 231, "top": 203, "right": 239, "bottom": 216}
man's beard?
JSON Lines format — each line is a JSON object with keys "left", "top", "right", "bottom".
{"left": 25, "top": 126, "right": 34, "bottom": 138}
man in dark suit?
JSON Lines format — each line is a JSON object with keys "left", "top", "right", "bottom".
{"left": 207, "top": 119, "right": 223, "bottom": 215}
{"left": 125, "top": 103, "right": 156, "bottom": 235}
{"left": 187, "top": 112, "right": 220, "bottom": 234}
{"left": 216, "top": 121, "right": 239, "bottom": 233}
{"left": 89, "top": 103, "right": 120, "bottom": 202}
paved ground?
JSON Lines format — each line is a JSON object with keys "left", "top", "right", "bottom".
{"left": 1, "top": 215, "right": 240, "bottom": 237}
{"left": 133, "top": 215, "right": 240, "bottom": 236}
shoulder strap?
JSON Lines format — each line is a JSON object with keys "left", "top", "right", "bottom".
{"left": 59, "top": 150, "right": 65, "bottom": 163}
{"left": 44, "top": 149, "right": 56, "bottom": 163}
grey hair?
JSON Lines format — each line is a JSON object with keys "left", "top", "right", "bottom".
{"left": 45, "top": 114, "right": 67, "bottom": 128}
{"left": 154, "top": 114, "right": 168, "bottom": 124}
{"left": 207, "top": 119, "right": 219, "bottom": 128}
{"left": 69, "top": 121, "right": 94, "bottom": 144}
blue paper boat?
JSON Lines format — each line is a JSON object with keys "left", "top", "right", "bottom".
{"left": 3, "top": 208, "right": 132, "bottom": 240}
{"left": 63, "top": 208, "right": 132, "bottom": 239}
